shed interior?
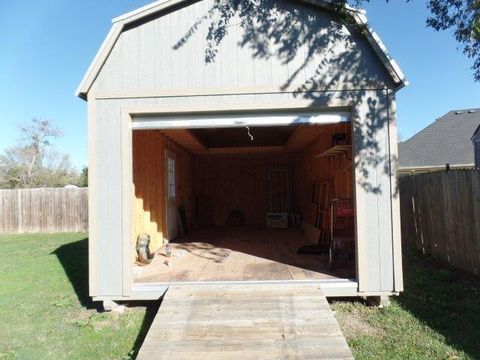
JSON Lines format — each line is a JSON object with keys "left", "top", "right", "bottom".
{"left": 131, "top": 122, "right": 356, "bottom": 283}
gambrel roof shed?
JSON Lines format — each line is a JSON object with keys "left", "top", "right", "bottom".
{"left": 77, "top": 0, "right": 407, "bottom": 308}
{"left": 76, "top": 0, "right": 407, "bottom": 99}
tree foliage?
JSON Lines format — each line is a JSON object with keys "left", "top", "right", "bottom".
{"left": 425, "top": 0, "right": 480, "bottom": 80}
{"left": 78, "top": 166, "right": 88, "bottom": 187}
{"left": 348, "top": 0, "right": 479, "bottom": 80}
{"left": 0, "top": 119, "right": 80, "bottom": 189}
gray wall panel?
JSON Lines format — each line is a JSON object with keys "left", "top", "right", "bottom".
{"left": 93, "top": 102, "right": 108, "bottom": 294}
{"left": 352, "top": 91, "right": 394, "bottom": 293}
{"left": 376, "top": 98, "right": 394, "bottom": 292}
{"left": 92, "top": 102, "right": 124, "bottom": 296}
{"left": 104, "top": 102, "right": 124, "bottom": 295}
{"left": 90, "top": 0, "right": 394, "bottom": 95}
{"left": 90, "top": 90, "right": 399, "bottom": 295}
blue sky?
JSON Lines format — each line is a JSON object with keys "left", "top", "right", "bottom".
{"left": 0, "top": 0, "right": 478, "bottom": 170}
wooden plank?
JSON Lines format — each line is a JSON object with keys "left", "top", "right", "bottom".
{"left": 41, "top": 189, "right": 48, "bottom": 232}
{"left": 8, "top": 190, "right": 15, "bottom": 232}
{"left": 2, "top": 190, "right": 9, "bottom": 232}
{"left": 161, "top": 129, "right": 208, "bottom": 154}
{"left": 18, "top": 188, "right": 24, "bottom": 233}
{"left": 285, "top": 125, "right": 323, "bottom": 152}
{"left": 138, "top": 349, "right": 353, "bottom": 360}
{"left": 136, "top": 283, "right": 353, "bottom": 360}
{"left": 207, "top": 146, "right": 286, "bottom": 155}
{"left": 471, "top": 171, "right": 480, "bottom": 274}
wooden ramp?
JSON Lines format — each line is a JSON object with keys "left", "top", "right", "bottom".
{"left": 136, "top": 284, "right": 353, "bottom": 360}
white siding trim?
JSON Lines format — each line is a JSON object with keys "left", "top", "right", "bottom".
{"left": 75, "top": 23, "right": 123, "bottom": 99}
{"left": 113, "top": 0, "right": 182, "bottom": 23}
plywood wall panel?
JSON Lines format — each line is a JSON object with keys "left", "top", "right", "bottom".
{"left": 190, "top": 123, "right": 353, "bottom": 228}
{"left": 193, "top": 154, "right": 295, "bottom": 226}
{"left": 294, "top": 123, "right": 354, "bottom": 228}
{"left": 91, "top": 0, "right": 394, "bottom": 95}
{"left": 132, "top": 130, "right": 194, "bottom": 255}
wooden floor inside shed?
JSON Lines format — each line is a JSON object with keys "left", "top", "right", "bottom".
{"left": 134, "top": 227, "right": 355, "bottom": 283}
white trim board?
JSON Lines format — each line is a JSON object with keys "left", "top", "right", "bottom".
{"left": 132, "top": 111, "right": 350, "bottom": 130}
{"left": 93, "top": 279, "right": 360, "bottom": 301}
{"left": 131, "top": 279, "right": 359, "bottom": 298}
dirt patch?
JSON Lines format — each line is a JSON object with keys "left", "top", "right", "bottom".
{"left": 333, "top": 306, "right": 383, "bottom": 339}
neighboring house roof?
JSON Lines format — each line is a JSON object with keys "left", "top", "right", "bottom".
{"left": 472, "top": 124, "right": 480, "bottom": 140}
{"left": 75, "top": 0, "right": 408, "bottom": 99}
{"left": 399, "top": 109, "right": 480, "bottom": 169}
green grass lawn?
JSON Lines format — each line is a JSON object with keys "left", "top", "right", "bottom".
{"left": 0, "top": 233, "right": 156, "bottom": 360}
{"left": 0, "top": 233, "right": 479, "bottom": 359}
{"left": 332, "top": 249, "right": 480, "bottom": 360}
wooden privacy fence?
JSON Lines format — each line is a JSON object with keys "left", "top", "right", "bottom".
{"left": 0, "top": 188, "right": 88, "bottom": 233}
{"left": 399, "top": 170, "right": 480, "bottom": 276}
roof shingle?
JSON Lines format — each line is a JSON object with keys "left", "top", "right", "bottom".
{"left": 399, "top": 109, "right": 480, "bottom": 168}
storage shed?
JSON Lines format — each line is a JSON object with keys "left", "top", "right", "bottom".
{"left": 77, "top": 0, "right": 407, "bottom": 307}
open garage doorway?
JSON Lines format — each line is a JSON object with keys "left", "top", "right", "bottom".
{"left": 130, "top": 112, "right": 356, "bottom": 286}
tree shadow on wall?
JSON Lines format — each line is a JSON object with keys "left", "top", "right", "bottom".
{"left": 172, "top": 0, "right": 400, "bottom": 195}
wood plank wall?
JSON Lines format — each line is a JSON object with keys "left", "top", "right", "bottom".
{"left": 193, "top": 154, "right": 295, "bottom": 226}
{"left": 0, "top": 188, "right": 88, "bottom": 233}
{"left": 400, "top": 170, "right": 480, "bottom": 276}
{"left": 193, "top": 123, "right": 353, "bottom": 227}
{"left": 133, "top": 124, "right": 353, "bottom": 248}
{"left": 294, "top": 123, "right": 354, "bottom": 227}
{"left": 132, "top": 130, "right": 194, "bottom": 252}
